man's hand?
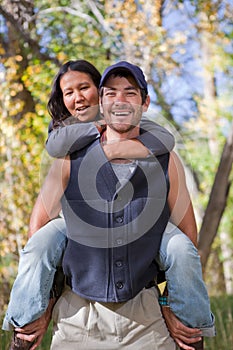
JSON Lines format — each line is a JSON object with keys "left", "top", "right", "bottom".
{"left": 161, "top": 306, "right": 202, "bottom": 350}
{"left": 14, "top": 298, "right": 56, "bottom": 350}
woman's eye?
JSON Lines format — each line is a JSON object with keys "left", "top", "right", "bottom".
{"left": 64, "top": 91, "right": 72, "bottom": 96}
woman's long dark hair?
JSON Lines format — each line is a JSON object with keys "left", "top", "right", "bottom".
{"left": 47, "top": 60, "right": 101, "bottom": 125}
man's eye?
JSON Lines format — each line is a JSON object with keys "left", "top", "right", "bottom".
{"left": 105, "top": 92, "right": 115, "bottom": 96}
{"left": 80, "top": 86, "right": 89, "bottom": 90}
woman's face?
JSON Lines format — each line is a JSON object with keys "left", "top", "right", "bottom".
{"left": 60, "top": 70, "right": 99, "bottom": 122}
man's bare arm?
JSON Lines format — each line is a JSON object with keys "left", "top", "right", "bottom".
{"left": 168, "top": 151, "right": 197, "bottom": 246}
{"left": 16, "top": 157, "right": 70, "bottom": 348}
{"left": 161, "top": 307, "right": 202, "bottom": 350}
{"left": 29, "top": 157, "right": 70, "bottom": 237}
{"left": 163, "top": 151, "right": 201, "bottom": 349}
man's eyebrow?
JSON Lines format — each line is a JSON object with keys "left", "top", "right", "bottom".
{"left": 124, "top": 86, "right": 138, "bottom": 91}
{"left": 104, "top": 86, "right": 138, "bottom": 91}
{"left": 104, "top": 86, "right": 117, "bottom": 91}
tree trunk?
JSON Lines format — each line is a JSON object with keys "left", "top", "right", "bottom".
{"left": 198, "top": 122, "right": 233, "bottom": 270}
{"left": 220, "top": 231, "right": 233, "bottom": 294}
{"left": 205, "top": 246, "right": 226, "bottom": 295}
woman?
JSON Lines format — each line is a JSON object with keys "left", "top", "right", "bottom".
{"left": 45, "top": 60, "right": 175, "bottom": 159}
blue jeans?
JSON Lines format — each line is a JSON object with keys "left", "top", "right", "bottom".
{"left": 2, "top": 218, "right": 67, "bottom": 331}
{"left": 2, "top": 220, "right": 215, "bottom": 337}
{"left": 157, "top": 223, "right": 215, "bottom": 336}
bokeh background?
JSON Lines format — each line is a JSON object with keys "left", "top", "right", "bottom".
{"left": 0, "top": 1, "right": 232, "bottom": 348}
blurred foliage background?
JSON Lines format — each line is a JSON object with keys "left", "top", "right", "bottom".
{"left": 0, "top": 0, "right": 233, "bottom": 346}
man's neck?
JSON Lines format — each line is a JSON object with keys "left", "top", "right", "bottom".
{"left": 105, "top": 125, "right": 140, "bottom": 142}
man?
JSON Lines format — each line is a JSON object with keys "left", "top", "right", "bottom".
{"left": 15, "top": 62, "right": 207, "bottom": 349}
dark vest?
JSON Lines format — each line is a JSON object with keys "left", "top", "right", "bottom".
{"left": 61, "top": 139, "right": 170, "bottom": 302}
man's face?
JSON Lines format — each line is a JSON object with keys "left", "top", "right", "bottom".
{"left": 100, "top": 75, "right": 149, "bottom": 134}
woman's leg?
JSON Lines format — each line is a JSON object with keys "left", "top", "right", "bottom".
{"left": 157, "top": 223, "right": 215, "bottom": 337}
{"left": 2, "top": 218, "right": 67, "bottom": 330}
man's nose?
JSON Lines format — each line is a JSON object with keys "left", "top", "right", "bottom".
{"left": 115, "top": 93, "right": 127, "bottom": 104}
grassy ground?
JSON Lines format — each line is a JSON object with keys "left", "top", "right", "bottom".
{"left": 204, "top": 295, "right": 233, "bottom": 350}
{"left": 1, "top": 295, "right": 233, "bottom": 349}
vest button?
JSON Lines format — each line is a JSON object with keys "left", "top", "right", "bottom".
{"left": 115, "top": 260, "right": 123, "bottom": 267}
{"left": 116, "top": 239, "right": 123, "bottom": 245}
{"left": 116, "top": 281, "right": 124, "bottom": 289}
{"left": 115, "top": 216, "right": 123, "bottom": 223}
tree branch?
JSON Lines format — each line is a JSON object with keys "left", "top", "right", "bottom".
{"left": 0, "top": 5, "right": 60, "bottom": 65}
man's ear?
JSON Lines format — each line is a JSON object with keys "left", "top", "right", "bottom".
{"left": 142, "top": 95, "right": 150, "bottom": 112}
{"left": 99, "top": 96, "right": 103, "bottom": 114}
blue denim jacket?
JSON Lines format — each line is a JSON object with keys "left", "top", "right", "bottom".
{"left": 61, "top": 140, "right": 170, "bottom": 302}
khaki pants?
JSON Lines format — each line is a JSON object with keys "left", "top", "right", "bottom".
{"left": 51, "top": 286, "right": 179, "bottom": 350}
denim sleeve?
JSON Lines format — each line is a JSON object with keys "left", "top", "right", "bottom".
{"left": 138, "top": 116, "right": 175, "bottom": 155}
{"left": 45, "top": 122, "right": 100, "bottom": 158}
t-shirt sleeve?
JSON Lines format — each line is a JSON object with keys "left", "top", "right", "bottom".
{"left": 46, "top": 121, "right": 100, "bottom": 158}
{"left": 138, "top": 116, "right": 175, "bottom": 155}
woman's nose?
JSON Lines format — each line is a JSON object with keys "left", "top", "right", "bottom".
{"left": 74, "top": 90, "right": 84, "bottom": 102}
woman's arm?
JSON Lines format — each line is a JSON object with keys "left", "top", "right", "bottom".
{"left": 46, "top": 116, "right": 175, "bottom": 159}
{"left": 138, "top": 115, "right": 175, "bottom": 155}
{"left": 46, "top": 122, "right": 100, "bottom": 158}
{"left": 103, "top": 117, "right": 175, "bottom": 160}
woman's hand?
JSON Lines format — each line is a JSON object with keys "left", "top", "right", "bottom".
{"left": 102, "top": 139, "right": 149, "bottom": 161}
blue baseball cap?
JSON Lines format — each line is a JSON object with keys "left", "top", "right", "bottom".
{"left": 100, "top": 61, "right": 148, "bottom": 95}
